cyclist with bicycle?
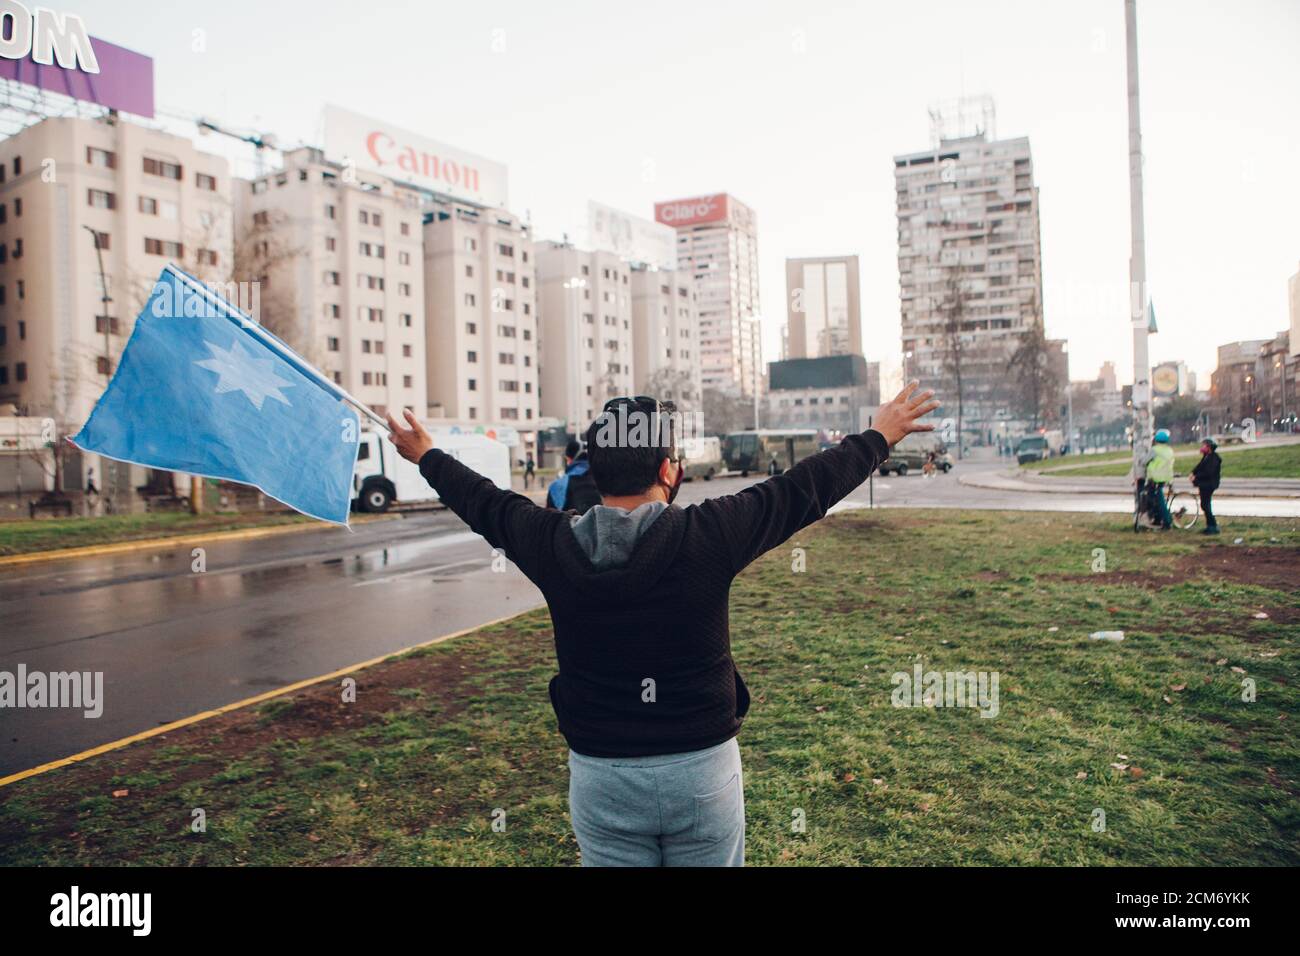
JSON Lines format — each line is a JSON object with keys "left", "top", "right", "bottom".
{"left": 1138, "top": 428, "right": 1175, "bottom": 530}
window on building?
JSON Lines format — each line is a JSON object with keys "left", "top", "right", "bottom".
{"left": 467, "top": 378, "right": 477, "bottom": 391}
{"left": 466, "top": 322, "right": 477, "bottom": 334}
{"left": 324, "top": 204, "right": 336, "bottom": 219}
{"left": 196, "top": 173, "right": 217, "bottom": 191}
{"left": 86, "top": 147, "right": 116, "bottom": 169}
{"left": 465, "top": 293, "right": 476, "bottom": 307}
{"left": 325, "top": 271, "right": 340, "bottom": 285}
{"left": 327, "top": 337, "right": 340, "bottom": 351}
{"left": 403, "top": 375, "right": 413, "bottom": 388}
{"left": 16, "top": 362, "right": 27, "bottom": 382}
{"left": 87, "top": 189, "right": 116, "bottom": 210}
{"left": 142, "top": 157, "right": 182, "bottom": 180}
{"left": 144, "top": 237, "right": 182, "bottom": 257}
{"left": 467, "top": 351, "right": 478, "bottom": 363}
{"left": 198, "top": 249, "right": 218, "bottom": 266}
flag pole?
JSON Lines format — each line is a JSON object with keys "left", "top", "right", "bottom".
{"left": 163, "top": 264, "right": 391, "bottom": 434}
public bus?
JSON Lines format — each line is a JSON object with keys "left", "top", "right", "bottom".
{"left": 721, "top": 429, "right": 820, "bottom": 476}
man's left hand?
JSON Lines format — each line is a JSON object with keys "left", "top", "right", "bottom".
{"left": 386, "top": 409, "right": 434, "bottom": 464}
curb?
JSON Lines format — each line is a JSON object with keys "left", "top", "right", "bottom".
{"left": 0, "top": 513, "right": 400, "bottom": 568}
{"left": 959, "top": 472, "right": 1300, "bottom": 500}
{"left": 0, "top": 607, "right": 533, "bottom": 789}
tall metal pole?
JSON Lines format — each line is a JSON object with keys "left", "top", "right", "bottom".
{"left": 84, "top": 225, "right": 114, "bottom": 512}
{"left": 1125, "top": 0, "right": 1154, "bottom": 477}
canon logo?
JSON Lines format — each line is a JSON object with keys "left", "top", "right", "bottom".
{"left": 0, "top": 1, "right": 99, "bottom": 73}
{"left": 366, "top": 130, "right": 481, "bottom": 195}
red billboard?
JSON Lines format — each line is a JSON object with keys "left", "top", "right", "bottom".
{"left": 654, "top": 194, "right": 729, "bottom": 228}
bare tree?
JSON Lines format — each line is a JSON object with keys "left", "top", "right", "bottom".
{"left": 640, "top": 366, "right": 698, "bottom": 412}
{"left": 936, "top": 269, "right": 969, "bottom": 458}
{"left": 1009, "top": 319, "right": 1064, "bottom": 430}
{"left": 702, "top": 387, "right": 752, "bottom": 437}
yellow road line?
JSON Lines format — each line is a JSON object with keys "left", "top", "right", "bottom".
{"left": 0, "top": 608, "right": 531, "bottom": 789}
{"left": 0, "top": 514, "right": 399, "bottom": 567}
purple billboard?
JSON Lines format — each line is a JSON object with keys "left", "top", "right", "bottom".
{"left": 0, "top": 5, "right": 154, "bottom": 119}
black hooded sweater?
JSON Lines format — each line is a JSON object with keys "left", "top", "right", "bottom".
{"left": 418, "top": 429, "right": 889, "bottom": 757}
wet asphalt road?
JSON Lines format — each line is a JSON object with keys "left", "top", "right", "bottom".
{"left": 1, "top": 459, "right": 1294, "bottom": 777}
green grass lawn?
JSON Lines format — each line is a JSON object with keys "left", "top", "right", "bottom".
{"left": 1026, "top": 442, "right": 1300, "bottom": 479}
{"left": 1, "top": 510, "right": 1296, "bottom": 866}
{"left": 0, "top": 511, "right": 314, "bottom": 557}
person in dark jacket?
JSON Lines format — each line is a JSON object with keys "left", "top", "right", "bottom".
{"left": 546, "top": 440, "right": 601, "bottom": 514}
{"left": 1191, "top": 437, "right": 1222, "bottom": 535}
{"left": 385, "top": 382, "right": 938, "bottom": 866}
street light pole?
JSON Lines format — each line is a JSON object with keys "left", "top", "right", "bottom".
{"left": 1125, "top": 0, "right": 1154, "bottom": 477}
{"left": 84, "top": 225, "right": 114, "bottom": 512}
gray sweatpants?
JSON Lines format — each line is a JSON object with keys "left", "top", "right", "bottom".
{"left": 568, "top": 737, "right": 745, "bottom": 867}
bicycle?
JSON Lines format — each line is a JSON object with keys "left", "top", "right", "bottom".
{"left": 1133, "top": 474, "right": 1199, "bottom": 532}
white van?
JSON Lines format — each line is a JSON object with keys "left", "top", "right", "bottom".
{"left": 352, "top": 428, "right": 512, "bottom": 512}
{"left": 681, "top": 435, "right": 723, "bottom": 481}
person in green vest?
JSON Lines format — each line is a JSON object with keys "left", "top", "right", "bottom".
{"left": 1140, "top": 428, "right": 1176, "bottom": 530}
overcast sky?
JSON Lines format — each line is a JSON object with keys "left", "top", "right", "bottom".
{"left": 54, "top": 0, "right": 1300, "bottom": 387}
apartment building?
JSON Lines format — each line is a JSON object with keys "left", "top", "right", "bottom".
{"left": 653, "top": 194, "right": 762, "bottom": 398}
{"left": 535, "top": 242, "right": 635, "bottom": 435}
{"left": 0, "top": 114, "right": 232, "bottom": 498}
{"left": 784, "top": 255, "right": 862, "bottom": 359}
{"left": 894, "top": 129, "right": 1044, "bottom": 432}
{"left": 235, "top": 146, "right": 426, "bottom": 418}
{"left": 0, "top": 115, "right": 232, "bottom": 423}
{"left": 422, "top": 198, "right": 537, "bottom": 427}
{"left": 628, "top": 265, "right": 701, "bottom": 407}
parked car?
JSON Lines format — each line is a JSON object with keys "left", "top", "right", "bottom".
{"left": 879, "top": 433, "right": 951, "bottom": 476}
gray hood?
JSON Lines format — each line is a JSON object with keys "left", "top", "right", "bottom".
{"left": 569, "top": 502, "right": 667, "bottom": 571}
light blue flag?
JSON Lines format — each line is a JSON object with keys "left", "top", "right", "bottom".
{"left": 72, "top": 266, "right": 360, "bottom": 525}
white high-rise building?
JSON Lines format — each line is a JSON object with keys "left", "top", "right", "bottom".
{"left": 653, "top": 194, "right": 761, "bottom": 398}
{"left": 629, "top": 265, "right": 701, "bottom": 407}
{"left": 235, "top": 146, "right": 427, "bottom": 419}
{"left": 535, "top": 242, "right": 635, "bottom": 435}
{"left": 422, "top": 198, "right": 537, "bottom": 428}
{"left": 894, "top": 116, "right": 1044, "bottom": 430}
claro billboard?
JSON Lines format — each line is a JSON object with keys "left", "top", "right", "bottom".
{"left": 324, "top": 105, "right": 508, "bottom": 208}
{"left": 654, "top": 194, "right": 730, "bottom": 228}
{"left": 0, "top": 1, "right": 155, "bottom": 117}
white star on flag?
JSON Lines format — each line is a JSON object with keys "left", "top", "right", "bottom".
{"left": 194, "top": 338, "right": 295, "bottom": 411}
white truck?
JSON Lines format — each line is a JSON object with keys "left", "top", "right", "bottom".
{"left": 351, "top": 427, "right": 512, "bottom": 513}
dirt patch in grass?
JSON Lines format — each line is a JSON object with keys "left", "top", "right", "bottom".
{"left": 1187, "top": 545, "right": 1300, "bottom": 591}
{"left": 1045, "top": 544, "right": 1299, "bottom": 593}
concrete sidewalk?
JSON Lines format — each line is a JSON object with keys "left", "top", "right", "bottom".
{"left": 961, "top": 469, "right": 1300, "bottom": 499}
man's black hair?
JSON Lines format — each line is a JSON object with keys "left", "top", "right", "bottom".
{"left": 564, "top": 439, "right": 582, "bottom": 460}
{"left": 584, "top": 397, "right": 673, "bottom": 497}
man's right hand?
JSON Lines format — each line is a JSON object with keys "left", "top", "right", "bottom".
{"left": 872, "top": 381, "right": 941, "bottom": 448}
{"left": 386, "top": 409, "right": 435, "bottom": 464}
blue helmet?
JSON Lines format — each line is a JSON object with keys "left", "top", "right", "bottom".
{"left": 1154, "top": 429, "right": 1171, "bottom": 443}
